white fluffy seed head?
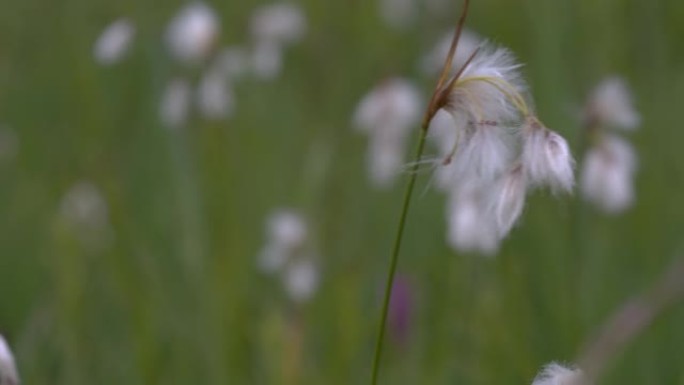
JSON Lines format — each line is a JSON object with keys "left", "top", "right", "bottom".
{"left": 93, "top": 18, "right": 135, "bottom": 66}
{"left": 353, "top": 78, "right": 422, "bottom": 134}
{"left": 447, "top": 44, "right": 527, "bottom": 124}
{"left": 160, "top": 78, "right": 191, "bottom": 129}
{"left": 446, "top": 121, "right": 514, "bottom": 185}
{"left": 284, "top": 258, "right": 319, "bottom": 303}
{"left": 522, "top": 122, "right": 575, "bottom": 194}
{"left": 250, "top": 3, "right": 306, "bottom": 46}
{"left": 532, "top": 362, "right": 585, "bottom": 385}
{"left": 420, "top": 29, "right": 481, "bottom": 76}
{"left": 0, "top": 334, "right": 19, "bottom": 385}
{"left": 494, "top": 166, "right": 527, "bottom": 237}
{"left": 586, "top": 76, "right": 640, "bottom": 130}
{"left": 446, "top": 185, "right": 500, "bottom": 255}
{"left": 165, "top": 2, "right": 220, "bottom": 66}
{"left": 581, "top": 135, "right": 637, "bottom": 214}
{"left": 267, "top": 210, "right": 308, "bottom": 250}
{"left": 354, "top": 78, "right": 422, "bottom": 188}
{"left": 196, "top": 70, "right": 234, "bottom": 120}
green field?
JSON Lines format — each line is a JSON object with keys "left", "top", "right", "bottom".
{"left": 1, "top": 0, "right": 684, "bottom": 384}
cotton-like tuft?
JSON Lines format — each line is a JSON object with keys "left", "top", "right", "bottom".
{"left": 522, "top": 122, "right": 575, "bottom": 194}
{"left": 160, "top": 78, "right": 191, "bottom": 129}
{"left": 93, "top": 18, "right": 135, "bottom": 66}
{"left": 581, "top": 135, "right": 637, "bottom": 213}
{"left": 586, "top": 76, "right": 640, "bottom": 130}
{"left": 250, "top": 3, "right": 307, "bottom": 46}
{"left": 493, "top": 166, "right": 527, "bottom": 237}
{"left": 531, "top": 362, "right": 585, "bottom": 385}
{"left": 353, "top": 78, "right": 422, "bottom": 188}
{"left": 165, "top": 2, "right": 220, "bottom": 65}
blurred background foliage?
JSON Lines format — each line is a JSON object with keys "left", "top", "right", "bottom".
{"left": 1, "top": 0, "right": 684, "bottom": 384}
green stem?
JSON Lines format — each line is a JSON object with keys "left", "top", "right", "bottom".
{"left": 370, "top": 126, "right": 429, "bottom": 385}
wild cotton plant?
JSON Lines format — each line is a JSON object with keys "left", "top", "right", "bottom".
{"left": 258, "top": 209, "right": 320, "bottom": 304}
{"left": 370, "top": 0, "right": 576, "bottom": 383}
{"left": 531, "top": 363, "right": 586, "bottom": 385}
{"left": 353, "top": 78, "right": 422, "bottom": 188}
{"left": 249, "top": 2, "right": 307, "bottom": 80}
{"left": 580, "top": 77, "right": 640, "bottom": 213}
{"left": 93, "top": 18, "right": 135, "bottom": 66}
{"left": 424, "top": 41, "right": 574, "bottom": 253}
{"left": 0, "top": 334, "right": 19, "bottom": 385}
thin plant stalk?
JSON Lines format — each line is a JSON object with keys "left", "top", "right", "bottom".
{"left": 370, "top": 128, "right": 429, "bottom": 385}
{"left": 370, "top": 2, "right": 471, "bottom": 384}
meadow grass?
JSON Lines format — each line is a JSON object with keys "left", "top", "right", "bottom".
{"left": 1, "top": 0, "right": 684, "bottom": 384}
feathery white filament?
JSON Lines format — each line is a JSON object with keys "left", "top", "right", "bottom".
{"left": 494, "top": 167, "right": 527, "bottom": 237}
{"left": 522, "top": 122, "right": 575, "bottom": 194}
{"left": 532, "top": 362, "right": 585, "bottom": 385}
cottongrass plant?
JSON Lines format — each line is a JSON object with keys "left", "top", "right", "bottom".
{"left": 370, "top": 0, "right": 576, "bottom": 383}
{"left": 580, "top": 77, "right": 640, "bottom": 214}
{"left": 258, "top": 209, "right": 320, "bottom": 304}
{"left": 353, "top": 78, "right": 422, "bottom": 188}
{"left": 249, "top": 2, "right": 307, "bottom": 80}
{"left": 59, "top": 181, "right": 113, "bottom": 252}
{"left": 0, "top": 334, "right": 19, "bottom": 385}
{"left": 157, "top": 1, "right": 308, "bottom": 126}
{"left": 93, "top": 18, "right": 135, "bottom": 66}
{"left": 531, "top": 363, "right": 585, "bottom": 385}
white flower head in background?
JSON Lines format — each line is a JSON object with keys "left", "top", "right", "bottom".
{"left": 284, "top": 258, "right": 319, "bottom": 304}
{"left": 585, "top": 76, "right": 640, "bottom": 130}
{"left": 258, "top": 209, "right": 320, "bottom": 304}
{"left": 249, "top": 3, "right": 307, "bottom": 46}
{"left": 165, "top": 2, "right": 220, "bottom": 66}
{"left": 353, "top": 78, "right": 422, "bottom": 188}
{"left": 160, "top": 78, "right": 191, "bottom": 129}
{"left": 379, "top": 0, "right": 417, "bottom": 30}
{"left": 532, "top": 362, "right": 585, "bottom": 385}
{"left": 581, "top": 134, "right": 637, "bottom": 214}
{"left": 0, "top": 334, "right": 19, "bottom": 385}
{"left": 426, "top": 40, "right": 575, "bottom": 253}
{"left": 197, "top": 69, "right": 235, "bottom": 120}
{"left": 421, "top": 29, "right": 481, "bottom": 76}
{"left": 60, "top": 181, "right": 110, "bottom": 232}
{"left": 59, "top": 181, "right": 113, "bottom": 252}
{"left": 580, "top": 76, "right": 640, "bottom": 214}
{"left": 93, "top": 18, "right": 136, "bottom": 66}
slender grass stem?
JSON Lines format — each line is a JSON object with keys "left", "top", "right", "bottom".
{"left": 370, "top": 126, "right": 429, "bottom": 385}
